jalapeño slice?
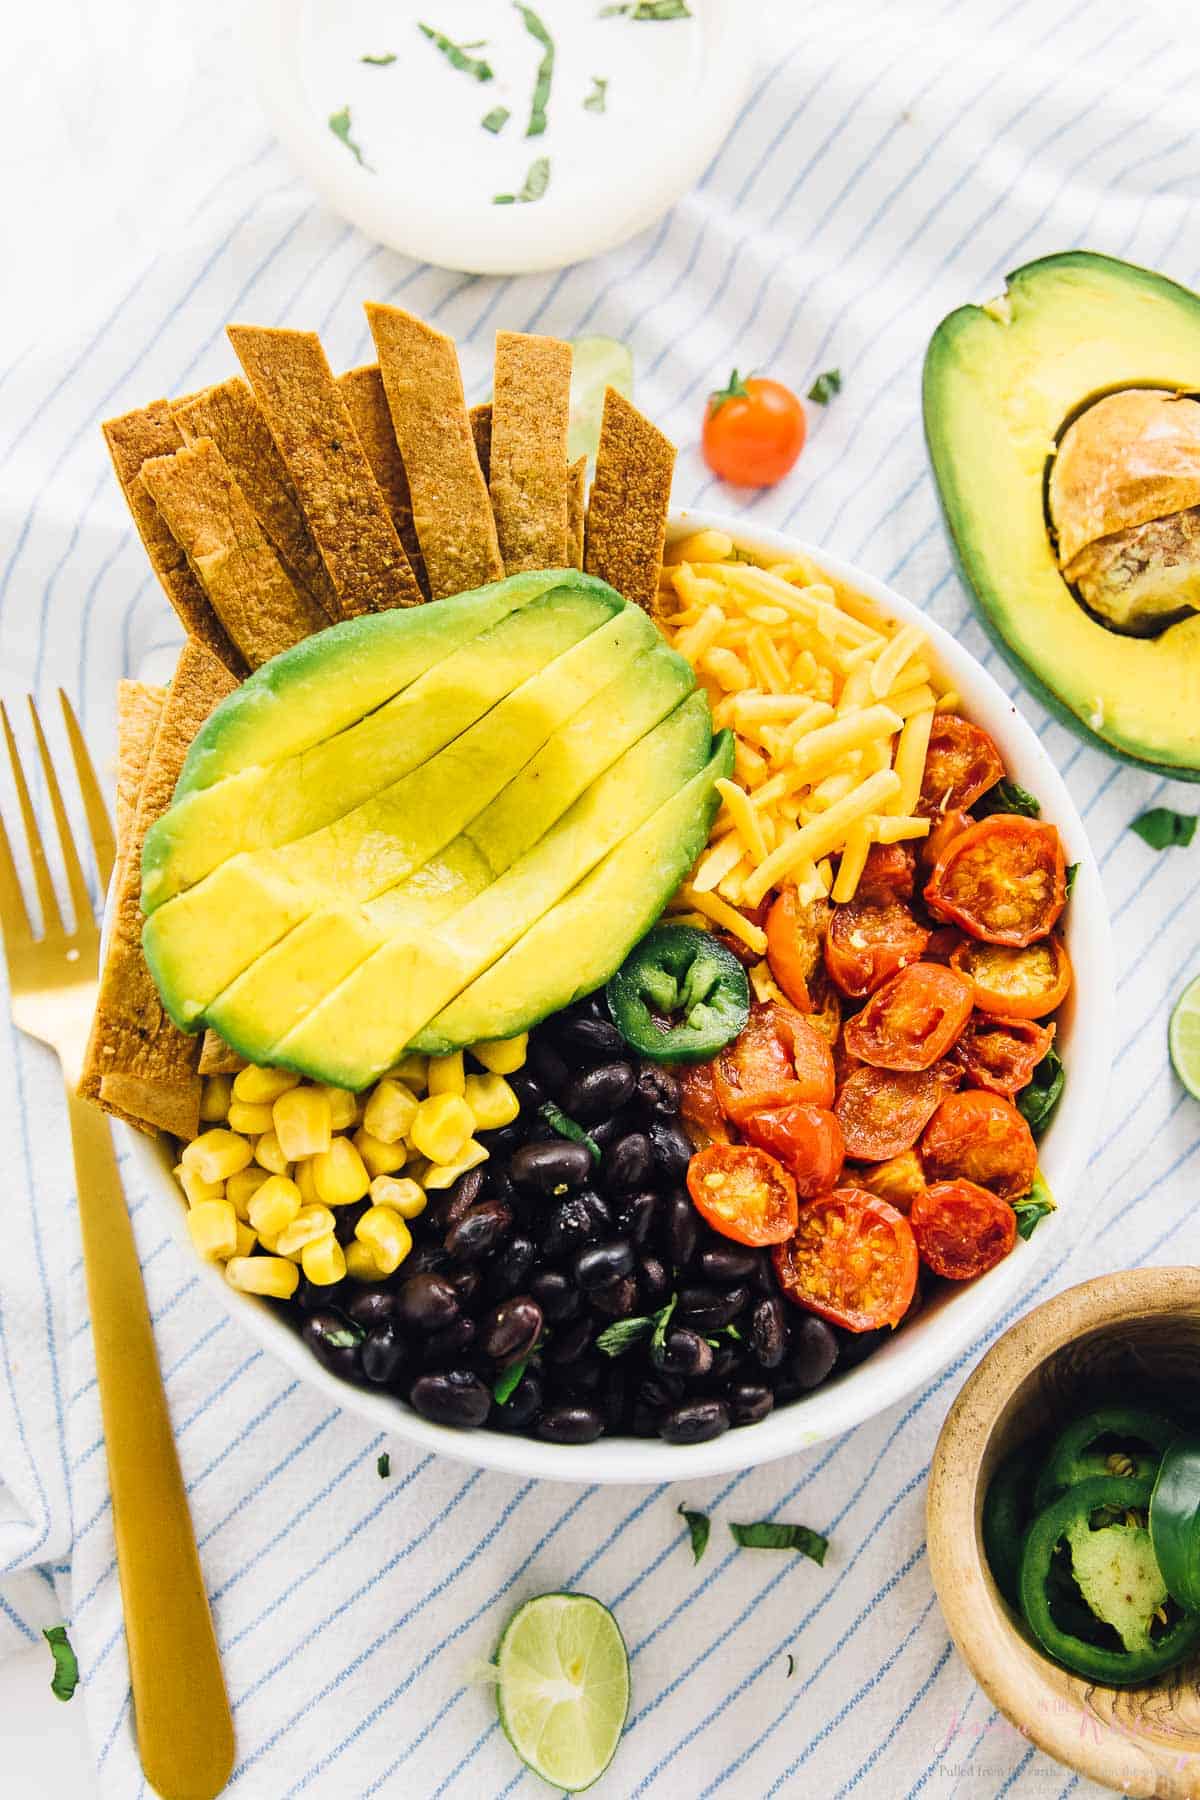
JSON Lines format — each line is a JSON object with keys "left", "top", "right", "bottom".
{"left": 606, "top": 924, "right": 750, "bottom": 1064}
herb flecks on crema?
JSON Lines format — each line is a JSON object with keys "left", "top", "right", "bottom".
{"left": 328, "top": 108, "right": 372, "bottom": 170}
{"left": 418, "top": 24, "right": 495, "bottom": 82}
{"left": 360, "top": 53, "right": 397, "bottom": 66}
{"left": 600, "top": 1, "right": 693, "bottom": 17}
{"left": 515, "top": 4, "right": 554, "bottom": 138}
{"left": 584, "top": 77, "right": 609, "bottom": 114}
{"left": 807, "top": 369, "right": 842, "bottom": 405}
{"left": 678, "top": 1503, "right": 710, "bottom": 1564}
{"left": 1131, "top": 806, "right": 1198, "bottom": 850}
{"left": 482, "top": 106, "right": 511, "bottom": 134}
{"left": 493, "top": 156, "right": 551, "bottom": 205}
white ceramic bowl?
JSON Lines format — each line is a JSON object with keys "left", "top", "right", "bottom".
{"left": 127, "top": 513, "right": 1115, "bottom": 1485}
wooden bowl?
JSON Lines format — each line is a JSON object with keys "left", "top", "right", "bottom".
{"left": 928, "top": 1268, "right": 1200, "bottom": 1798}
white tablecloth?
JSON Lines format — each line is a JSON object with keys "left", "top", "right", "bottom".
{"left": 2, "top": 2, "right": 1199, "bottom": 1794}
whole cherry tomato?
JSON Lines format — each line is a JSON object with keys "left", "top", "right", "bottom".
{"left": 687, "top": 1143, "right": 798, "bottom": 1246}
{"left": 919, "top": 1090, "right": 1037, "bottom": 1200}
{"left": 714, "top": 1001, "right": 834, "bottom": 1123}
{"left": 773, "top": 1188, "right": 919, "bottom": 1331}
{"left": 823, "top": 895, "right": 930, "bottom": 998}
{"left": 741, "top": 1103, "right": 845, "bottom": 1199}
{"left": 910, "top": 1179, "right": 1017, "bottom": 1280}
{"left": 842, "top": 962, "right": 975, "bottom": 1072}
{"left": 953, "top": 1015, "right": 1055, "bottom": 1096}
{"left": 950, "top": 935, "right": 1072, "bottom": 1019}
{"left": 678, "top": 1060, "right": 731, "bottom": 1145}
{"left": 918, "top": 715, "right": 1004, "bottom": 815}
{"left": 834, "top": 1061, "right": 961, "bottom": 1161}
{"left": 764, "top": 888, "right": 830, "bottom": 1011}
{"left": 847, "top": 1149, "right": 926, "bottom": 1214}
{"left": 856, "top": 841, "right": 916, "bottom": 902}
{"left": 924, "top": 816, "right": 1067, "bottom": 946}
{"left": 702, "top": 370, "right": 806, "bottom": 488}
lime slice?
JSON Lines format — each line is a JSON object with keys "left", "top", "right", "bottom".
{"left": 568, "top": 337, "right": 634, "bottom": 466}
{"left": 1169, "top": 972, "right": 1200, "bottom": 1100}
{"left": 495, "top": 1592, "right": 630, "bottom": 1792}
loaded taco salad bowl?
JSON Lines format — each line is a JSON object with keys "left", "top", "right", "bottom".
{"left": 87, "top": 308, "right": 1113, "bottom": 1484}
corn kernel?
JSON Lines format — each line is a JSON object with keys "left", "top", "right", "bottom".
{"left": 294, "top": 1157, "right": 320, "bottom": 1207}
{"left": 254, "top": 1131, "right": 292, "bottom": 1176}
{"left": 226, "top": 1255, "right": 299, "bottom": 1299}
{"left": 353, "top": 1127, "right": 407, "bottom": 1179}
{"left": 422, "top": 1139, "right": 489, "bottom": 1189}
{"left": 227, "top": 1100, "right": 276, "bottom": 1137}
{"left": 233, "top": 1220, "right": 258, "bottom": 1259}
{"left": 274, "top": 1204, "right": 337, "bottom": 1258}
{"left": 426, "top": 1051, "right": 466, "bottom": 1097}
{"left": 301, "top": 1234, "right": 347, "bottom": 1286}
{"left": 182, "top": 1129, "right": 254, "bottom": 1183}
{"left": 175, "top": 1163, "right": 225, "bottom": 1208}
{"left": 463, "top": 1072, "right": 520, "bottom": 1131}
{"left": 355, "top": 1204, "right": 413, "bottom": 1276}
{"left": 319, "top": 1084, "right": 359, "bottom": 1131}
{"left": 199, "top": 1075, "right": 233, "bottom": 1123}
{"left": 187, "top": 1199, "right": 238, "bottom": 1261}
{"left": 226, "top": 1165, "right": 271, "bottom": 1220}
{"left": 312, "top": 1136, "right": 371, "bottom": 1207}
{"left": 345, "top": 1240, "right": 387, "bottom": 1282}
{"left": 470, "top": 1033, "right": 528, "bottom": 1076}
{"left": 232, "top": 1064, "right": 301, "bottom": 1104}
{"left": 409, "top": 1092, "right": 474, "bottom": 1164}
{"left": 273, "top": 1085, "right": 333, "bottom": 1161}
{"left": 362, "top": 1078, "right": 419, "bottom": 1144}
{"left": 369, "top": 1174, "right": 427, "bottom": 1220}
{"left": 248, "top": 1174, "right": 303, "bottom": 1238}
{"left": 385, "top": 1052, "right": 428, "bottom": 1088}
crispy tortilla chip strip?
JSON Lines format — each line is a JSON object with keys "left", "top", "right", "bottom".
{"left": 365, "top": 303, "right": 503, "bottom": 600}
{"left": 199, "top": 1030, "right": 247, "bottom": 1076}
{"left": 141, "top": 439, "right": 329, "bottom": 668}
{"left": 228, "top": 325, "right": 422, "bottom": 615}
{"left": 115, "top": 681, "right": 165, "bottom": 853}
{"left": 80, "top": 640, "right": 238, "bottom": 1138}
{"left": 172, "top": 377, "right": 340, "bottom": 621}
{"left": 566, "top": 455, "right": 587, "bottom": 571}
{"left": 584, "top": 388, "right": 676, "bottom": 618}
{"left": 336, "top": 364, "right": 429, "bottom": 599}
{"left": 470, "top": 402, "right": 493, "bottom": 484}
{"left": 489, "top": 331, "right": 572, "bottom": 573}
{"left": 102, "top": 403, "right": 246, "bottom": 676}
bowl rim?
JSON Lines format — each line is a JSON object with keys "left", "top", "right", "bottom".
{"left": 124, "top": 509, "right": 1116, "bottom": 1485}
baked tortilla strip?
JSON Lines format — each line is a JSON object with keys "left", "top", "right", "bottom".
{"left": 199, "top": 1030, "right": 247, "bottom": 1077}
{"left": 172, "top": 378, "right": 340, "bottom": 621}
{"left": 141, "top": 439, "right": 329, "bottom": 668}
{"left": 470, "top": 403, "right": 492, "bottom": 485}
{"left": 227, "top": 324, "right": 422, "bottom": 614}
{"left": 336, "top": 364, "right": 429, "bottom": 599}
{"left": 365, "top": 303, "right": 503, "bottom": 600}
{"left": 115, "top": 681, "right": 165, "bottom": 853}
{"left": 489, "top": 332, "right": 572, "bottom": 574}
{"left": 584, "top": 388, "right": 676, "bottom": 618}
{"left": 102, "top": 403, "right": 246, "bottom": 676}
{"left": 80, "top": 640, "right": 238, "bottom": 1138}
{"left": 565, "top": 455, "right": 587, "bottom": 571}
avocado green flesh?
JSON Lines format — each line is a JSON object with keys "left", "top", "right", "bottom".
{"left": 265, "top": 698, "right": 718, "bottom": 1086}
{"left": 924, "top": 250, "right": 1200, "bottom": 777}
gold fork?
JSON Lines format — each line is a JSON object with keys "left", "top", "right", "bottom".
{"left": 0, "top": 693, "right": 233, "bottom": 1800}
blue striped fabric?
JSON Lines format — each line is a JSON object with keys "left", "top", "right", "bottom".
{"left": 2, "top": 1, "right": 1198, "bottom": 1792}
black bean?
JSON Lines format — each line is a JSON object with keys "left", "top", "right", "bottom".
{"left": 833, "top": 1324, "right": 888, "bottom": 1370}
{"left": 301, "top": 1311, "right": 362, "bottom": 1379}
{"left": 647, "top": 1116, "right": 693, "bottom": 1179}
{"left": 600, "top": 1366, "right": 628, "bottom": 1433}
{"left": 443, "top": 1167, "right": 486, "bottom": 1222}
{"left": 542, "top": 1193, "right": 599, "bottom": 1261}
{"left": 574, "top": 1239, "right": 635, "bottom": 1292}
{"left": 563, "top": 1061, "right": 636, "bottom": 1123}
{"left": 550, "top": 1356, "right": 604, "bottom": 1397}
{"left": 676, "top": 1285, "right": 749, "bottom": 1331}
{"left": 545, "top": 1317, "right": 595, "bottom": 1365}
{"left": 700, "top": 1245, "right": 761, "bottom": 1285}
{"left": 529, "top": 1267, "right": 581, "bottom": 1323}
{"left": 590, "top": 1274, "right": 639, "bottom": 1319}
{"left": 528, "top": 1037, "right": 570, "bottom": 1096}
{"left": 615, "top": 1189, "right": 658, "bottom": 1247}
{"left": 635, "top": 1063, "right": 682, "bottom": 1116}
{"left": 663, "top": 1187, "right": 699, "bottom": 1268}
{"left": 652, "top": 1327, "right": 713, "bottom": 1379}
{"left": 395, "top": 1273, "right": 460, "bottom": 1332}
{"left": 552, "top": 1014, "right": 625, "bottom": 1059}
{"left": 638, "top": 1254, "right": 671, "bottom": 1306}
{"left": 346, "top": 1289, "right": 399, "bottom": 1331}
{"left": 403, "top": 1242, "right": 450, "bottom": 1279}
{"left": 479, "top": 1124, "right": 524, "bottom": 1160}
{"left": 444, "top": 1200, "right": 513, "bottom": 1263}
{"left": 749, "top": 1295, "right": 787, "bottom": 1369}
{"left": 790, "top": 1315, "right": 840, "bottom": 1389}
{"left": 506, "top": 1070, "right": 546, "bottom": 1113}
{"left": 729, "top": 1383, "right": 774, "bottom": 1427}
{"left": 333, "top": 1200, "right": 371, "bottom": 1246}
{"left": 579, "top": 1188, "right": 612, "bottom": 1232}
{"left": 536, "top": 1404, "right": 605, "bottom": 1444}
{"left": 480, "top": 1297, "right": 543, "bottom": 1367}
{"left": 296, "top": 1273, "right": 346, "bottom": 1311}
{"left": 705, "top": 1343, "right": 741, "bottom": 1386}
{"left": 420, "top": 1317, "right": 477, "bottom": 1366}
{"left": 660, "top": 1399, "right": 730, "bottom": 1444}
{"left": 493, "top": 1370, "right": 544, "bottom": 1431}
{"left": 510, "top": 1140, "right": 593, "bottom": 1194}
{"left": 486, "top": 1234, "right": 536, "bottom": 1301}
{"left": 449, "top": 1268, "right": 482, "bottom": 1310}
{"left": 410, "top": 1369, "right": 491, "bottom": 1429}
{"left": 751, "top": 1255, "right": 779, "bottom": 1295}
{"left": 362, "top": 1323, "right": 406, "bottom": 1385}
{"left": 604, "top": 1132, "right": 653, "bottom": 1196}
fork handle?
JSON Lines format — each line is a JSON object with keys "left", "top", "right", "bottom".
{"left": 68, "top": 1088, "right": 234, "bottom": 1800}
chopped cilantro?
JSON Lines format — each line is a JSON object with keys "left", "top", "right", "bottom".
{"left": 807, "top": 369, "right": 842, "bottom": 405}
{"left": 377, "top": 1452, "right": 391, "bottom": 1479}
{"left": 43, "top": 1626, "right": 79, "bottom": 1702}
{"left": 678, "top": 1503, "right": 710, "bottom": 1564}
{"left": 729, "top": 1520, "right": 828, "bottom": 1564}
{"left": 328, "top": 108, "right": 371, "bottom": 170}
{"left": 493, "top": 156, "right": 551, "bottom": 205}
{"left": 1131, "top": 807, "right": 1198, "bottom": 851}
{"left": 584, "top": 77, "right": 609, "bottom": 113}
{"left": 418, "top": 23, "right": 494, "bottom": 81}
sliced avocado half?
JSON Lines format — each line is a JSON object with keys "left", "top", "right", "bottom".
{"left": 924, "top": 250, "right": 1200, "bottom": 778}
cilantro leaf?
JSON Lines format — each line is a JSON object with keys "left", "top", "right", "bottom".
{"left": 328, "top": 108, "right": 371, "bottom": 170}
{"left": 600, "top": 1, "right": 693, "bottom": 15}
{"left": 539, "top": 1100, "right": 600, "bottom": 1162}
{"left": 1012, "top": 1170, "right": 1056, "bottom": 1240}
{"left": 807, "top": 369, "right": 842, "bottom": 405}
{"left": 418, "top": 23, "right": 494, "bottom": 81}
{"left": 493, "top": 1359, "right": 530, "bottom": 1405}
{"left": 515, "top": 5, "right": 554, "bottom": 139}
{"left": 595, "top": 1315, "right": 654, "bottom": 1356}
{"left": 650, "top": 1292, "right": 677, "bottom": 1353}
{"left": 1016, "top": 1046, "right": 1065, "bottom": 1137}
{"left": 361, "top": 53, "right": 397, "bottom": 66}
{"left": 1065, "top": 861, "right": 1079, "bottom": 896}
{"left": 43, "top": 1626, "right": 79, "bottom": 1702}
{"left": 584, "top": 76, "right": 609, "bottom": 114}
{"left": 975, "top": 778, "right": 1041, "bottom": 820}
{"left": 482, "top": 106, "right": 511, "bottom": 134}
{"left": 493, "top": 156, "right": 551, "bottom": 205}
{"left": 377, "top": 1452, "right": 391, "bottom": 1478}
{"left": 729, "top": 1520, "right": 828, "bottom": 1564}
{"left": 1131, "top": 807, "right": 1198, "bottom": 851}
{"left": 678, "top": 1503, "right": 710, "bottom": 1564}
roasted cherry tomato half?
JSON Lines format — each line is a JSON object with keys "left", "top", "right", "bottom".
{"left": 842, "top": 962, "right": 974, "bottom": 1072}
{"left": 714, "top": 1001, "right": 835, "bottom": 1122}
{"left": 856, "top": 841, "right": 916, "bottom": 902}
{"left": 920, "top": 1090, "right": 1037, "bottom": 1200}
{"left": 953, "top": 1015, "right": 1055, "bottom": 1096}
{"left": 772, "top": 1187, "right": 919, "bottom": 1332}
{"left": 686, "top": 1143, "right": 798, "bottom": 1246}
{"left": 741, "top": 1102, "right": 846, "bottom": 1199}
{"left": 805, "top": 959, "right": 843, "bottom": 1044}
{"left": 823, "top": 895, "right": 930, "bottom": 999}
{"left": 834, "top": 1061, "right": 960, "bottom": 1162}
{"left": 910, "top": 1179, "right": 1017, "bottom": 1280}
{"left": 847, "top": 1149, "right": 926, "bottom": 1214}
{"left": 950, "top": 934, "right": 1073, "bottom": 1019}
{"left": 921, "top": 807, "right": 972, "bottom": 874}
{"left": 764, "top": 888, "right": 829, "bottom": 1011}
{"left": 678, "top": 1060, "right": 731, "bottom": 1145}
{"left": 918, "top": 714, "right": 1004, "bottom": 816}
{"left": 702, "top": 370, "right": 806, "bottom": 488}
{"left": 924, "top": 815, "right": 1067, "bottom": 947}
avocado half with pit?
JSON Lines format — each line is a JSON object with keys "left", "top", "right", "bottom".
{"left": 924, "top": 250, "right": 1200, "bottom": 778}
{"left": 142, "top": 568, "right": 730, "bottom": 1089}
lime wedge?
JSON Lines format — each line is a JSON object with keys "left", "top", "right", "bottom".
{"left": 1169, "top": 972, "right": 1200, "bottom": 1100}
{"left": 495, "top": 1592, "right": 630, "bottom": 1792}
{"left": 568, "top": 337, "right": 634, "bottom": 466}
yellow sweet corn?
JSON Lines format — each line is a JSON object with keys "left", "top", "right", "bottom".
{"left": 272, "top": 1085, "right": 333, "bottom": 1161}
{"left": 409, "top": 1092, "right": 474, "bottom": 1163}
{"left": 369, "top": 1174, "right": 426, "bottom": 1220}
{"left": 345, "top": 1240, "right": 387, "bottom": 1282}
{"left": 384, "top": 1052, "right": 428, "bottom": 1088}
{"left": 226, "top": 1100, "right": 276, "bottom": 1137}
{"left": 426, "top": 1050, "right": 466, "bottom": 1097}
{"left": 187, "top": 1199, "right": 238, "bottom": 1261}
{"left": 319, "top": 1084, "right": 359, "bottom": 1131}
{"left": 362, "top": 1078, "right": 419, "bottom": 1144}
{"left": 353, "top": 1128, "right": 407, "bottom": 1179}
{"left": 470, "top": 1033, "right": 528, "bottom": 1075}
{"left": 274, "top": 1204, "right": 337, "bottom": 1258}
{"left": 301, "top": 1234, "right": 347, "bottom": 1286}
{"left": 226, "top": 1255, "right": 299, "bottom": 1299}
{"left": 199, "top": 1074, "right": 233, "bottom": 1123}
{"left": 253, "top": 1131, "right": 292, "bottom": 1176}
{"left": 312, "top": 1137, "right": 371, "bottom": 1207}
{"left": 233, "top": 1220, "right": 258, "bottom": 1259}
{"left": 463, "top": 1072, "right": 519, "bottom": 1131}
{"left": 294, "top": 1157, "right": 320, "bottom": 1207}
{"left": 175, "top": 1163, "right": 225, "bottom": 1209}
{"left": 232, "top": 1064, "right": 301, "bottom": 1104}
{"left": 422, "top": 1139, "right": 488, "bottom": 1189}
{"left": 182, "top": 1129, "right": 254, "bottom": 1183}
{"left": 226, "top": 1164, "right": 271, "bottom": 1220}
{"left": 247, "top": 1174, "right": 303, "bottom": 1238}
{"left": 355, "top": 1204, "right": 412, "bottom": 1276}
